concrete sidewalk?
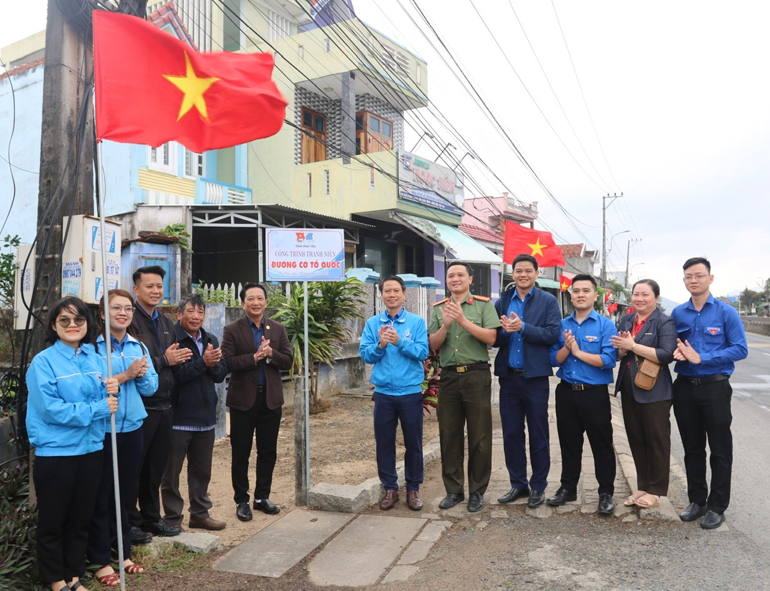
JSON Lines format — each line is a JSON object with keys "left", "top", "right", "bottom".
{"left": 213, "top": 373, "right": 690, "bottom": 587}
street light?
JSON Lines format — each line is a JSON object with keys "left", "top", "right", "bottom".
{"left": 452, "top": 151, "right": 476, "bottom": 171}
{"left": 607, "top": 230, "right": 630, "bottom": 255}
{"left": 629, "top": 262, "right": 645, "bottom": 285}
{"left": 410, "top": 131, "right": 434, "bottom": 153}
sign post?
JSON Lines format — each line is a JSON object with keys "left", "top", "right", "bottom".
{"left": 265, "top": 229, "right": 345, "bottom": 506}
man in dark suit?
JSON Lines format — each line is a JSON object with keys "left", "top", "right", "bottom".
{"left": 494, "top": 254, "right": 561, "bottom": 509}
{"left": 221, "top": 283, "right": 293, "bottom": 522}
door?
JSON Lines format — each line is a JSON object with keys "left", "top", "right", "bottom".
{"left": 301, "top": 107, "right": 327, "bottom": 163}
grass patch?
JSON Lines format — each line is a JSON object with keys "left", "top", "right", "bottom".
{"left": 133, "top": 541, "right": 209, "bottom": 574}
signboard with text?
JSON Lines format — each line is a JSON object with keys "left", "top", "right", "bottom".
{"left": 399, "top": 151, "right": 464, "bottom": 214}
{"left": 265, "top": 228, "right": 345, "bottom": 282}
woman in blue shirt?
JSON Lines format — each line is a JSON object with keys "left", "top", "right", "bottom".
{"left": 26, "top": 297, "right": 118, "bottom": 591}
{"left": 88, "top": 289, "right": 158, "bottom": 586}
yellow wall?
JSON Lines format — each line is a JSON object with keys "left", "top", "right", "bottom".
{"left": 287, "top": 151, "right": 399, "bottom": 217}
{"left": 137, "top": 169, "right": 195, "bottom": 198}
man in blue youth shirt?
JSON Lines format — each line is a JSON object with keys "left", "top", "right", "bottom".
{"left": 672, "top": 257, "right": 748, "bottom": 530}
{"left": 360, "top": 276, "right": 429, "bottom": 511}
{"left": 547, "top": 275, "right": 617, "bottom": 515}
{"left": 494, "top": 254, "right": 561, "bottom": 509}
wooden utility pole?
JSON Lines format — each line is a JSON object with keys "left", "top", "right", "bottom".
{"left": 32, "top": 0, "right": 95, "bottom": 348}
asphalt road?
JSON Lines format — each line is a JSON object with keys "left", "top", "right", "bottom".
{"left": 670, "top": 330, "right": 770, "bottom": 554}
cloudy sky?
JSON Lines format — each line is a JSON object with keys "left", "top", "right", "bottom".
{"left": 2, "top": 0, "right": 768, "bottom": 304}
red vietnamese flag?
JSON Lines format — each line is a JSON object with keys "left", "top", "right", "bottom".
{"left": 503, "top": 221, "right": 566, "bottom": 268}
{"left": 93, "top": 10, "right": 287, "bottom": 152}
{"left": 559, "top": 274, "right": 572, "bottom": 292}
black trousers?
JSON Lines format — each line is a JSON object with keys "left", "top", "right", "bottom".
{"left": 555, "top": 382, "right": 615, "bottom": 495}
{"left": 34, "top": 451, "right": 103, "bottom": 584}
{"left": 621, "top": 372, "right": 672, "bottom": 495}
{"left": 161, "top": 428, "right": 216, "bottom": 525}
{"left": 130, "top": 407, "right": 173, "bottom": 527}
{"left": 230, "top": 386, "right": 282, "bottom": 504}
{"left": 87, "top": 428, "right": 144, "bottom": 566}
{"left": 673, "top": 376, "right": 733, "bottom": 514}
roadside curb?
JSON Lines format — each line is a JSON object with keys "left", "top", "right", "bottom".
{"left": 309, "top": 435, "right": 442, "bottom": 513}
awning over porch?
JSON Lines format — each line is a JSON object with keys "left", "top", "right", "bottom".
{"left": 393, "top": 213, "right": 503, "bottom": 265}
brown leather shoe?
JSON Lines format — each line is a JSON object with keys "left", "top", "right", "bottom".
{"left": 407, "top": 490, "right": 423, "bottom": 511}
{"left": 189, "top": 516, "right": 226, "bottom": 531}
{"left": 379, "top": 489, "right": 399, "bottom": 510}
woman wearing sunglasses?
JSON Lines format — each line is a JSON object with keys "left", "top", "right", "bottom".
{"left": 26, "top": 296, "right": 119, "bottom": 591}
{"left": 87, "top": 289, "right": 158, "bottom": 587}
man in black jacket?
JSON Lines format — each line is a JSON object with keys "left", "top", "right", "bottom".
{"left": 129, "top": 266, "right": 192, "bottom": 541}
{"left": 161, "top": 294, "right": 228, "bottom": 531}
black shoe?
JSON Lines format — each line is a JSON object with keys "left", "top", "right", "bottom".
{"left": 700, "top": 510, "right": 725, "bottom": 530}
{"left": 467, "top": 492, "right": 484, "bottom": 513}
{"left": 597, "top": 493, "right": 615, "bottom": 515}
{"left": 143, "top": 519, "right": 181, "bottom": 537}
{"left": 679, "top": 502, "right": 708, "bottom": 522}
{"left": 253, "top": 498, "right": 281, "bottom": 515}
{"left": 438, "top": 493, "right": 464, "bottom": 509}
{"left": 498, "top": 487, "right": 530, "bottom": 504}
{"left": 527, "top": 490, "right": 545, "bottom": 508}
{"left": 130, "top": 526, "right": 152, "bottom": 545}
{"left": 236, "top": 502, "right": 253, "bottom": 522}
{"left": 547, "top": 487, "right": 577, "bottom": 507}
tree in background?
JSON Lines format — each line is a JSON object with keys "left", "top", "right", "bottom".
{"left": 270, "top": 278, "right": 366, "bottom": 413}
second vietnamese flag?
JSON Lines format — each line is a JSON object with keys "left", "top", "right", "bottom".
{"left": 93, "top": 10, "right": 288, "bottom": 152}
{"left": 503, "top": 221, "right": 566, "bottom": 267}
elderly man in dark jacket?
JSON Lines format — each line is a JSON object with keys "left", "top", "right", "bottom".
{"left": 161, "top": 294, "right": 228, "bottom": 531}
{"left": 494, "top": 254, "right": 561, "bottom": 509}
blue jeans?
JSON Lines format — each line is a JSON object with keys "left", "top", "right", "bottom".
{"left": 373, "top": 392, "right": 424, "bottom": 491}
{"left": 499, "top": 374, "right": 550, "bottom": 491}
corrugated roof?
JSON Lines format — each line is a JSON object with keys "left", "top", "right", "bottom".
{"left": 459, "top": 224, "right": 504, "bottom": 245}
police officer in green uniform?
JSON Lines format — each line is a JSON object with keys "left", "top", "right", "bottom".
{"left": 429, "top": 262, "right": 501, "bottom": 512}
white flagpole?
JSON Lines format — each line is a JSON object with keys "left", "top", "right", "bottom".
{"left": 96, "top": 137, "right": 126, "bottom": 590}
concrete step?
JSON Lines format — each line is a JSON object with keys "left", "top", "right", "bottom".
{"left": 307, "top": 514, "right": 427, "bottom": 586}
{"left": 213, "top": 509, "right": 353, "bottom": 578}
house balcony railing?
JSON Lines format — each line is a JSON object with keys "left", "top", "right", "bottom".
{"left": 194, "top": 178, "right": 251, "bottom": 205}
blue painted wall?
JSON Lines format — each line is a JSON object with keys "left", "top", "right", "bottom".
{"left": 0, "top": 64, "right": 44, "bottom": 245}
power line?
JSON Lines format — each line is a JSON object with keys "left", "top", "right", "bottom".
{"left": 550, "top": 0, "right": 621, "bottom": 191}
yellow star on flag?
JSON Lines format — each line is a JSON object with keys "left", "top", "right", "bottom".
{"left": 561, "top": 281, "right": 569, "bottom": 291}
{"left": 527, "top": 237, "right": 548, "bottom": 257}
{"left": 163, "top": 52, "right": 219, "bottom": 122}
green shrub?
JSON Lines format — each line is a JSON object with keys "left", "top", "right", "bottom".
{"left": 0, "top": 460, "right": 43, "bottom": 590}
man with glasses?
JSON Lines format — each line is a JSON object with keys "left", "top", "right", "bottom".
{"left": 494, "top": 254, "right": 561, "bottom": 509}
{"left": 672, "top": 257, "right": 747, "bottom": 529}
{"left": 129, "top": 266, "right": 193, "bottom": 542}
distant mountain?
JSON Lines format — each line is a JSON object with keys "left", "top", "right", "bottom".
{"left": 659, "top": 296, "right": 680, "bottom": 314}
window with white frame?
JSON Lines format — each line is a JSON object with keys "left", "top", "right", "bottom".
{"left": 184, "top": 148, "right": 205, "bottom": 178}
{"left": 148, "top": 142, "right": 176, "bottom": 175}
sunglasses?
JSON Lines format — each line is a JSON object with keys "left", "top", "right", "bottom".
{"left": 56, "top": 316, "right": 87, "bottom": 327}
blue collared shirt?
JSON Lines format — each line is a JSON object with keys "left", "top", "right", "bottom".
{"left": 549, "top": 310, "right": 617, "bottom": 385}
{"left": 506, "top": 288, "right": 532, "bottom": 369}
{"left": 671, "top": 294, "right": 748, "bottom": 377}
{"left": 185, "top": 330, "right": 204, "bottom": 356}
{"left": 248, "top": 317, "right": 267, "bottom": 387}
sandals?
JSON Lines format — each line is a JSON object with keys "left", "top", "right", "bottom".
{"left": 624, "top": 492, "right": 645, "bottom": 507}
{"left": 96, "top": 571, "right": 121, "bottom": 587}
{"left": 106, "top": 561, "right": 146, "bottom": 576}
{"left": 634, "top": 494, "right": 660, "bottom": 508}
{"left": 123, "top": 562, "right": 145, "bottom": 575}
